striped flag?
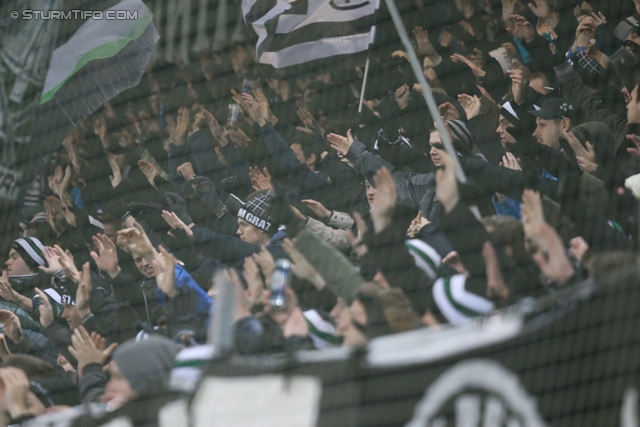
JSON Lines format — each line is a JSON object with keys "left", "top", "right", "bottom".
{"left": 243, "top": 0, "right": 379, "bottom": 70}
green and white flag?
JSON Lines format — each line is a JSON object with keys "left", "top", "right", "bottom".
{"left": 41, "top": 0, "right": 156, "bottom": 104}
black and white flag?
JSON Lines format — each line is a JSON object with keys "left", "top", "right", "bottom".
{"left": 242, "top": 0, "right": 379, "bottom": 70}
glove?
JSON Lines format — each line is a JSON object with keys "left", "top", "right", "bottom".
{"left": 266, "top": 188, "right": 304, "bottom": 238}
{"left": 192, "top": 176, "right": 227, "bottom": 216}
{"left": 164, "top": 192, "right": 194, "bottom": 225}
{"left": 93, "top": 188, "right": 130, "bottom": 221}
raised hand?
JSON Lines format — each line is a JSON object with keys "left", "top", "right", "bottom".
{"left": 108, "top": 157, "right": 123, "bottom": 189}
{"left": 174, "top": 107, "right": 190, "bottom": 145}
{"left": 228, "top": 268, "right": 252, "bottom": 321}
{"left": 161, "top": 210, "right": 193, "bottom": 238}
{"left": 591, "top": 11, "right": 607, "bottom": 27}
{"left": 0, "top": 272, "right": 17, "bottom": 303}
{"left": 413, "top": 26, "right": 437, "bottom": 57}
{"left": 231, "top": 89, "right": 255, "bottom": 125}
{"left": 509, "top": 14, "right": 535, "bottom": 41}
{"left": 501, "top": 152, "right": 522, "bottom": 171}
{"left": 202, "top": 109, "right": 229, "bottom": 147}
{"left": 435, "top": 151, "right": 460, "bottom": 213}
{"left": 407, "top": 210, "right": 430, "bottom": 238}
{"left": 48, "top": 165, "right": 72, "bottom": 197}
{"left": 241, "top": 92, "right": 267, "bottom": 127}
{"left": 296, "top": 107, "right": 324, "bottom": 136}
{"left": 345, "top": 211, "right": 369, "bottom": 257}
{"left": 527, "top": 0, "right": 552, "bottom": 19}
{"left": 76, "top": 262, "right": 92, "bottom": 319}
{"left": 252, "top": 248, "right": 275, "bottom": 287}
{"left": 395, "top": 84, "right": 411, "bottom": 110}
{"left": 38, "top": 246, "right": 62, "bottom": 276}
{"left": 0, "top": 367, "right": 31, "bottom": 420}
{"left": 44, "top": 196, "right": 66, "bottom": 235}
{"left": 439, "top": 102, "right": 461, "bottom": 121}
{"left": 176, "top": 161, "right": 196, "bottom": 182}
{"left": 242, "top": 257, "right": 265, "bottom": 307}
{"left": 301, "top": 199, "right": 331, "bottom": 219}
{"left": 94, "top": 116, "right": 107, "bottom": 139}
{"left": 508, "top": 69, "right": 527, "bottom": 106}
{"left": 152, "top": 245, "right": 176, "bottom": 298}
{"left": 90, "top": 234, "right": 120, "bottom": 278}
{"left": 53, "top": 245, "right": 80, "bottom": 283}
{"left": 34, "top": 288, "right": 54, "bottom": 328}
{"left": 138, "top": 159, "right": 160, "bottom": 188}
{"left": 482, "top": 241, "right": 509, "bottom": 305}
{"left": 442, "top": 251, "right": 469, "bottom": 275}
{"left": 371, "top": 167, "right": 397, "bottom": 233}
{"left": 573, "top": 16, "right": 595, "bottom": 50}
{"left": 564, "top": 131, "right": 597, "bottom": 173}
{"left": 253, "top": 88, "right": 278, "bottom": 125}
{"left": 117, "top": 221, "right": 156, "bottom": 260}
{"left": 0, "top": 334, "right": 10, "bottom": 360}
{"left": 249, "top": 166, "right": 273, "bottom": 191}
{"left": 68, "top": 325, "right": 118, "bottom": 376}
{"left": 450, "top": 53, "right": 486, "bottom": 77}
{"left": 627, "top": 134, "right": 640, "bottom": 157}
{"left": 457, "top": 94, "right": 482, "bottom": 119}
{"left": 224, "top": 128, "right": 252, "bottom": 149}
{"left": 0, "top": 310, "right": 23, "bottom": 343}
{"left": 586, "top": 42, "right": 610, "bottom": 69}
{"left": 327, "top": 130, "right": 354, "bottom": 156}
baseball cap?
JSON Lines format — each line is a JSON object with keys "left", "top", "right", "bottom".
{"left": 615, "top": 16, "right": 640, "bottom": 41}
{"left": 529, "top": 98, "right": 576, "bottom": 120}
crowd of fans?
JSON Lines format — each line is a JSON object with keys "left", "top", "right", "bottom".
{"left": 0, "top": 0, "right": 638, "bottom": 424}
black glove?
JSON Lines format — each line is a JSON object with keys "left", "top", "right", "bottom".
{"left": 164, "top": 192, "right": 194, "bottom": 225}
{"left": 266, "top": 188, "right": 304, "bottom": 238}
{"left": 93, "top": 188, "right": 130, "bottom": 221}
{"left": 192, "top": 176, "right": 227, "bottom": 216}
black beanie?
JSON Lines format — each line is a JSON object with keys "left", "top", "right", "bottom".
{"left": 237, "top": 192, "right": 276, "bottom": 235}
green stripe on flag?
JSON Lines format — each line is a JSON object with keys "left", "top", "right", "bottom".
{"left": 40, "top": 10, "right": 153, "bottom": 105}
{"left": 444, "top": 277, "right": 482, "bottom": 318}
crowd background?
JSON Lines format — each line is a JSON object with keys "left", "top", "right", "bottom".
{"left": 0, "top": 0, "right": 637, "bottom": 424}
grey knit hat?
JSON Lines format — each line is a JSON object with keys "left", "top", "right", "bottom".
{"left": 112, "top": 335, "right": 181, "bottom": 396}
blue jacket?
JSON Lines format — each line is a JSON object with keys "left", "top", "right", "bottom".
{"left": 156, "top": 264, "right": 212, "bottom": 317}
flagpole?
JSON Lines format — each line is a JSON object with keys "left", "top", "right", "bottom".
{"left": 358, "top": 7, "right": 379, "bottom": 114}
{"left": 358, "top": 57, "right": 371, "bottom": 113}
{"left": 382, "top": 0, "right": 468, "bottom": 184}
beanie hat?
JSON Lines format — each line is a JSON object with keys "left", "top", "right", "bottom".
{"left": 499, "top": 101, "right": 521, "bottom": 128}
{"left": 237, "top": 192, "right": 276, "bottom": 235}
{"left": 11, "top": 237, "right": 47, "bottom": 272}
{"left": 113, "top": 335, "right": 180, "bottom": 396}
{"left": 446, "top": 120, "right": 474, "bottom": 156}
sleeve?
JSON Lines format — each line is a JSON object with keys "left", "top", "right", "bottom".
{"left": 220, "top": 143, "right": 252, "bottom": 189}
{"left": 188, "top": 129, "right": 230, "bottom": 185}
{"left": 191, "top": 225, "right": 261, "bottom": 268}
{"left": 294, "top": 229, "right": 364, "bottom": 305}
{"left": 168, "top": 142, "right": 194, "bottom": 196}
{"left": 328, "top": 211, "right": 354, "bottom": 230}
{"left": 305, "top": 217, "right": 351, "bottom": 252}
{"left": 78, "top": 363, "right": 107, "bottom": 403}
{"left": 258, "top": 123, "right": 330, "bottom": 194}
